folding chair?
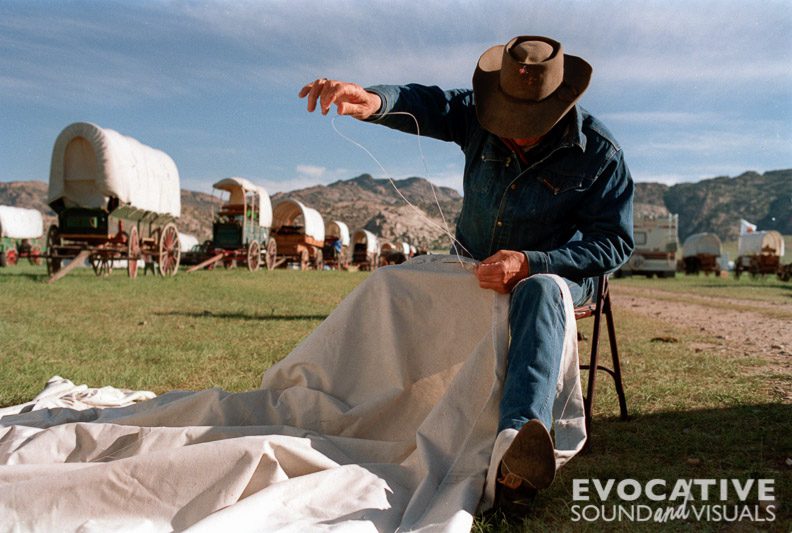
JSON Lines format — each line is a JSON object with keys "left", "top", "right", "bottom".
{"left": 574, "top": 274, "right": 629, "bottom": 447}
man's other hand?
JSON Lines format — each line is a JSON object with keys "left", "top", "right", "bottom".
{"left": 475, "top": 250, "right": 530, "bottom": 294}
{"left": 298, "top": 79, "right": 382, "bottom": 120}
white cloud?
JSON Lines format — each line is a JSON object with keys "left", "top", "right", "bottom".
{"left": 295, "top": 164, "right": 327, "bottom": 179}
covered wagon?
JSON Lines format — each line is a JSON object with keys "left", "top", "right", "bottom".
{"left": 186, "top": 178, "right": 275, "bottom": 272}
{"left": 0, "top": 206, "right": 44, "bottom": 267}
{"left": 322, "top": 220, "right": 350, "bottom": 270}
{"left": 681, "top": 232, "right": 722, "bottom": 275}
{"left": 351, "top": 229, "right": 379, "bottom": 271}
{"left": 378, "top": 240, "right": 410, "bottom": 266}
{"left": 271, "top": 199, "right": 325, "bottom": 270}
{"left": 46, "top": 122, "right": 181, "bottom": 281}
{"left": 735, "top": 230, "right": 785, "bottom": 279}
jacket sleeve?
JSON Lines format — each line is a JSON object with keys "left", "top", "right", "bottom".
{"left": 524, "top": 151, "right": 635, "bottom": 279}
{"left": 364, "top": 84, "right": 476, "bottom": 148}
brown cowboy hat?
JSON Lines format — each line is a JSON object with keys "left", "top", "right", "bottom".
{"left": 472, "top": 36, "right": 592, "bottom": 138}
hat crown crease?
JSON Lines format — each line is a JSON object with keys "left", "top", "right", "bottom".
{"left": 501, "top": 37, "right": 563, "bottom": 101}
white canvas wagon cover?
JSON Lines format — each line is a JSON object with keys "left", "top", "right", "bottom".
{"left": 48, "top": 122, "right": 180, "bottom": 218}
{"left": 326, "top": 220, "right": 350, "bottom": 246}
{"left": 352, "top": 229, "right": 379, "bottom": 254}
{"left": 738, "top": 230, "right": 785, "bottom": 257}
{"left": 178, "top": 233, "right": 200, "bottom": 252}
{"left": 0, "top": 206, "right": 43, "bottom": 240}
{"left": 212, "top": 177, "right": 272, "bottom": 228}
{"left": 682, "top": 233, "right": 722, "bottom": 258}
{"left": 272, "top": 199, "right": 325, "bottom": 242}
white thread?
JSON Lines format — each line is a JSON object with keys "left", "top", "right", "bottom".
{"left": 330, "top": 112, "right": 474, "bottom": 271}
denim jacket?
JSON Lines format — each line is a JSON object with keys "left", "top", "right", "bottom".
{"left": 366, "top": 84, "right": 634, "bottom": 281}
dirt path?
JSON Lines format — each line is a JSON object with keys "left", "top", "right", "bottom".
{"left": 610, "top": 285, "right": 792, "bottom": 382}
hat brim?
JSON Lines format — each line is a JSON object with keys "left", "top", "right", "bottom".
{"left": 472, "top": 45, "right": 592, "bottom": 138}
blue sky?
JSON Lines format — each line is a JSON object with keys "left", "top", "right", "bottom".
{"left": 1, "top": 0, "right": 790, "bottom": 195}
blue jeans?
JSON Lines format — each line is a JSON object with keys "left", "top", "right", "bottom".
{"left": 498, "top": 275, "right": 595, "bottom": 432}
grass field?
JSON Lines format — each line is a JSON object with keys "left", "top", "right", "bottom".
{"left": 1, "top": 264, "right": 790, "bottom": 531}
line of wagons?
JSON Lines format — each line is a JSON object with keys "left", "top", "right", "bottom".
{"left": 179, "top": 177, "right": 416, "bottom": 274}
{"left": 679, "top": 230, "right": 790, "bottom": 281}
{"left": 2, "top": 122, "right": 417, "bottom": 282}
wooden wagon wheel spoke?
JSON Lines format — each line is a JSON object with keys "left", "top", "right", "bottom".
{"left": 265, "top": 239, "right": 277, "bottom": 271}
{"left": 300, "top": 249, "right": 309, "bottom": 271}
{"left": 127, "top": 225, "right": 140, "bottom": 279}
{"left": 158, "top": 222, "right": 181, "bottom": 276}
{"left": 247, "top": 240, "right": 261, "bottom": 272}
{"left": 313, "top": 248, "right": 323, "bottom": 271}
{"left": 46, "top": 225, "right": 61, "bottom": 276}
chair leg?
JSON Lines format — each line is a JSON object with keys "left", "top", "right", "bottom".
{"left": 583, "top": 277, "right": 606, "bottom": 448}
{"left": 603, "top": 292, "right": 629, "bottom": 421}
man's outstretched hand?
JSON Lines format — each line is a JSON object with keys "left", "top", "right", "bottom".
{"left": 299, "top": 79, "right": 382, "bottom": 120}
{"left": 475, "top": 250, "right": 530, "bottom": 294}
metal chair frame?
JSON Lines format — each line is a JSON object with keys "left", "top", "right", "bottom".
{"left": 574, "top": 274, "right": 629, "bottom": 446}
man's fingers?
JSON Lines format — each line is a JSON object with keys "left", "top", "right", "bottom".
{"left": 477, "top": 279, "right": 509, "bottom": 294}
{"left": 299, "top": 79, "right": 329, "bottom": 113}
{"left": 320, "top": 81, "right": 346, "bottom": 115}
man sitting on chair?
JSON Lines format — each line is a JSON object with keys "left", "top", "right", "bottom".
{"left": 299, "top": 35, "right": 634, "bottom": 515}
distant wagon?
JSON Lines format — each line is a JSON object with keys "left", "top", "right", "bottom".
{"left": 186, "top": 178, "right": 275, "bottom": 272}
{"left": 735, "top": 230, "right": 785, "bottom": 279}
{"left": 351, "top": 229, "right": 379, "bottom": 271}
{"left": 271, "top": 199, "right": 325, "bottom": 270}
{"left": 0, "top": 206, "right": 44, "bottom": 267}
{"left": 681, "top": 232, "right": 722, "bottom": 276}
{"left": 46, "top": 122, "right": 181, "bottom": 282}
{"left": 177, "top": 232, "right": 204, "bottom": 267}
{"left": 322, "top": 220, "right": 350, "bottom": 270}
{"left": 379, "top": 240, "right": 410, "bottom": 266}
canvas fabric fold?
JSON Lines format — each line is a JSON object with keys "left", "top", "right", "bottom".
{"left": 0, "top": 255, "right": 584, "bottom": 532}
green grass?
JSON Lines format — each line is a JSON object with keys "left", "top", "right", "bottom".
{"left": 1, "top": 264, "right": 790, "bottom": 530}
{"left": 0, "top": 264, "right": 367, "bottom": 405}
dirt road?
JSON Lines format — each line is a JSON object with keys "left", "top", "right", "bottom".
{"left": 610, "top": 285, "right": 792, "bottom": 400}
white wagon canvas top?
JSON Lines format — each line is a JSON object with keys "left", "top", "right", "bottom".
{"left": 352, "top": 229, "right": 379, "bottom": 254}
{"left": 738, "top": 230, "right": 785, "bottom": 257}
{"left": 0, "top": 206, "right": 44, "bottom": 240}
{"left": 178, "top": 233, "right": 200, "bottom": 252}
{"left": 212, "top": 177, "right": 272, "bottom": 228}
{"left": 48, "top": 122, "right": 181, "bottom": 218}
{"left": 272, "top": 199, "right": 325, "bottom": 242}
{"left": 326, "top": 220, "right": 350, "bottom": 246}
{"left": 682, "top": 233, "right": 722, "bottom": 258}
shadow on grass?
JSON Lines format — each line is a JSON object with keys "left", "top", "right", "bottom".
{"left": 475, "top": 403, "right": 791, "bottom": 532}
{"left": 154, "top": 311, "right": 329, "bottom": 321}
{"left": 0, "top": 271, "right": 49, "bottom": 282}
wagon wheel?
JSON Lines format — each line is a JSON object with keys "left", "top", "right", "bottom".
{"left": 265, "top": 239, "right": 277, "bottom": 271}
{"left": 5, "top": 249, "right": 18, "bottom": 266}
{"left": 90, "top": 254, "right": 112, "bottom": 276}
{"left": 46, "top": 225, "right": 62, "bottom": 276}
{"left": 157, "top": 222, "right": 180, "bottom": 276}
{"left": 313, "top": 248, "right": 323, "bottom": 270}
{"left": 127, "top": 225, "right": 141, "bottom": 279}
{"left": 247, "top": 240, "right": 261, "bottom": 272}
{"left": 299, "top": 249, "right": 310, "bottom": 271}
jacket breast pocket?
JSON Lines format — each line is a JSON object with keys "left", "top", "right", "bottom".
{"left": 468, "top": 151, "right": 513, "bottom": 197}
{"left": 536, "top": 172, "right": 596, "bottom": 196}
{"left": 529, "top": 172, "right": 596, "bottom": 224}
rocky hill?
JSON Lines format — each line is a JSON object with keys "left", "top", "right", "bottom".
{"left": 2, "top": 169, "right": 789, "bottom": 246}
{"left": 663, "top": 169, "right": 792, "bottom": 240}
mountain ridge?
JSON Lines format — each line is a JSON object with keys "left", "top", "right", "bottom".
{"left": 2, "top": 169, "right": 789, "bottom": 247}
